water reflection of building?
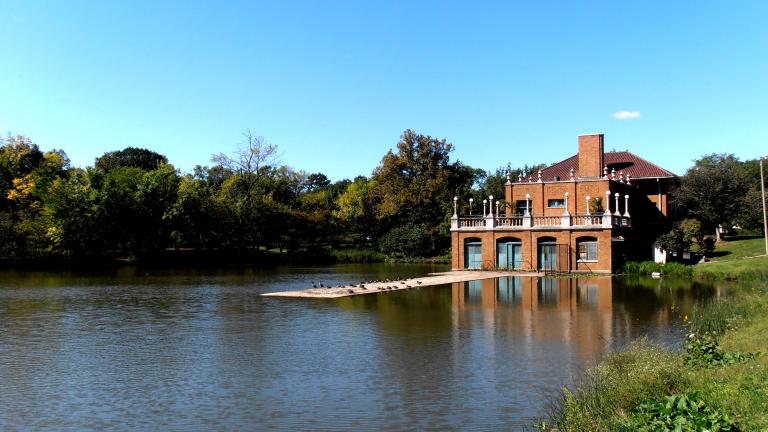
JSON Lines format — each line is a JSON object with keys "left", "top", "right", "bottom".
{"left": 451, "top": 276, "right": 614, "bottom": 361}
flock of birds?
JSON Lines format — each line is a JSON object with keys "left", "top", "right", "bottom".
{"left": 311, "top": 278, "right": 424, "bottom": 295}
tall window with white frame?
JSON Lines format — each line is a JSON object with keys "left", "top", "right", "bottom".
{"left": 577, "top": 237, "right": 599, "bottom": 262}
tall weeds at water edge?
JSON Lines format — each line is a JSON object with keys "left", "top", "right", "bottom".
{"left": 661, "top": 262, "right": 693, "bottom": 278}
{"left": 540, "top": 338, "right": 688, "bottom": 432}
{"left": 330, "top": 249, "right": 386, "bottom": 263}
{"left": 687, "top": 297, "right": 747, "bottom": 336}
{"left": 619, "top": 261, "right": 693, "bottom": 278}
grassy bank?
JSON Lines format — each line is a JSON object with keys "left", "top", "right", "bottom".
{"left": 695, "top": 236, "right": 768, "bottom": 280}
{"left": 540, "top": 237, "right": 768, "bottom": 431}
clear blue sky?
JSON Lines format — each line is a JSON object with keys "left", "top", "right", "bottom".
{"left": 1, "top": 0, "right": 766, "bottom": 180}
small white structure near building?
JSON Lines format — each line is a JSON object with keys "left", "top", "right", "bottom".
{"left": 653, "top": 246, "right": 667, "bottom": 264}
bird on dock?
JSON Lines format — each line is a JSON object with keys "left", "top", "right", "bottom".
{"left": 359, "top": 284, "right": 365, "bottom": 289}
{"left": 312, "top": 283, "right": 317, "bottom": 288}
{"left": 361, "top": 286, "right": 367, "bottom": 290}
{"left": 319, "top": 283, "right": 324, "bottom": 288}
{"left": 400, "top": 281, "right": 405, "bottom": 285}
{"left": 416, "top": 281, "right": 422, "bottom": 285}
{"left": 347, "top": 289, "right": 354, "bottom": 294}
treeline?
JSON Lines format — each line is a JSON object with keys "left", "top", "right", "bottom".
{"left": 658, "top": 153, "right": 766, "bottom": 253}
{"left": 0, "top": 130, "right": 515, "bottom": 263}
{"left": 2, "top": 130, "right": 763, "bottom": 264}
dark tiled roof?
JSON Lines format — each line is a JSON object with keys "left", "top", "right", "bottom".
{"left": 540, "top": 151, "right": 676, "bottom": 181}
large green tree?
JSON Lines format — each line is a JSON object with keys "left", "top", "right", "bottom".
{"left": 95, "top": 147, "right": 168, "bottom": 172}
{"left": 0, "top": 135, "right": 70, "bottom": 258}
{"left": 676, "top": 154, "right": 759, "bottom": 234}
{"left": 369, "top": 129, "right": 480, "bottom": 254}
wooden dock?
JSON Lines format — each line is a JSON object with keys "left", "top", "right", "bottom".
{"left": 261, "top": 270, "right": 543, "bottom": 298}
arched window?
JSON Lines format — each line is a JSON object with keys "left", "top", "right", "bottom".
{"left": 577, "top": 236, "right": 599, "bottom": 262}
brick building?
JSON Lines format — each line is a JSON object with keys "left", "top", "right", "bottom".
{"left": 450, "top": 134, "right": 676, "bottom": 273}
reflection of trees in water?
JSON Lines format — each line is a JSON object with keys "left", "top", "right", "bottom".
{"left": 337, "top": 286, "right": 453, "bottom": 338}
{"left": 613, "top": 276, "right": 718, "bottom": 321}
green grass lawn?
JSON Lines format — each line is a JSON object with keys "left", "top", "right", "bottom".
{"left": 695, "top": 236, "right": 768, "bottom": 278}
{"left": 708, "top": 236, "right": 767, "bottom": 261}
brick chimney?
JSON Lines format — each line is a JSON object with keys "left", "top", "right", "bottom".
{"left": 578, "top": 134, "right": 604, "bottom": 178}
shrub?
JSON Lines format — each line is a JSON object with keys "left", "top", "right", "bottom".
{"left": 625, "top": 392, "right": 740, "bottom": 431}
{"left": 331, "top": 249, "right": 386, "bottom": 263}
{"left": 685, "top": 331, "right": 758, "bottom": 368}
{"left": 661, "top": 262, "right": 693, "bottom": 278}
{"left": 378, "top": 225, "right": 430, "bottom": 258}
{"left": 619, "top": 261, "right": 692, "bottom": 278}
{"left": 620, "top": 261, "right": 662, "bottom": 275}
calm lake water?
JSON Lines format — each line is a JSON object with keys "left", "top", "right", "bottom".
{"left": 0, "top": 264, "right": 724, "bottom": 430}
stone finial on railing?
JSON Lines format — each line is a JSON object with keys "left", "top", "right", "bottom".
{"left": 506, "top": 172, "right": 512, "bottom": 185}
{"left": 624, "top": 194, "right": 630, "bottom": 218}
{"left": 603, "top": 166, "right": 609, "bottom": 178}
{"left": 523, "top": 193, "right": 532, "bottom": 227}
{"left": 537, "top": 169, "right": 543, "bottom": 182}
{"left": 610, "top": 168, "right": 616, "bottom": 180}
{"left": 451, "top": 196, "right": 458, "bottom": 229}
{"left": 570, "top": 167, "right": 575, "bottom": 180}
{"left": 619, "top": 171, "right": 625, "bottom": 183}
{"left": 603, "top": 191, "right": 613, "bottom": 227}
{"left": 485, "top": 195, "right": 495, "bottom": 228}
{"left": 626, "top": 174, "right": 632, "bottom": 185}
{"left": 524, "top": 193, "right": 531, "bottom": 216}
{"left": 518, "top": 173, "right": 523, "bottom": 183}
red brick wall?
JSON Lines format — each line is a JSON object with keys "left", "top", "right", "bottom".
{"left": 578, "top": 134, "right": 604, "bottom": 178}
{"left": 452, "top": 228, "right": 613, "bottom": 272}
{"left": 509, "top": 179, "right": 611, "bottom": 216}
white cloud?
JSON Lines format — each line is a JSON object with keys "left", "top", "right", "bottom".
{"left": 613, "top": 111, "right": 641, "bottom": 120}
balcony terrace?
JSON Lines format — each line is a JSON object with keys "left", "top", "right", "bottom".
{"left": 450, "top": 192, "right": 631, "bottom": 232}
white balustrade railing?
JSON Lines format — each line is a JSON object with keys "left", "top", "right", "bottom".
{"left": 458, "top": 217, "right": 485, "bottom": 228}
{"left": 453, "top": 213, "right": 628, "bottom": 230}
{"left": 572, "top": 214, "right": 603, "bottom": 226}
{"left": 496, "top": 216, "right": 523, "bottom": 227}
{"left": 532, "top": 216, "right": 561, "bottom": 226}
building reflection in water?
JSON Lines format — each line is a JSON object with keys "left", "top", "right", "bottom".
{"left": 451, "top": 276, "right": 617, "bottom": 361}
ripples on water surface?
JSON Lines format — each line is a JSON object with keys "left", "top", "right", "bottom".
{"left": 0, "top": 264, "right": 722, "bottom": 430}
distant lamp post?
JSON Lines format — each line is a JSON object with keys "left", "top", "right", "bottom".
{"left": 761, "top": 155, "right": 768, "bottom": 255}
{"left": 453, "top": 196, "right": 458, "bottom": 217}
{"left": 483, "top": 199, "right": 487, "bottom": 217}
{"left": 469, "top": 197, "right": 474, "bottom": 215}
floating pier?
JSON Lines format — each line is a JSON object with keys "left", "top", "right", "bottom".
{"left": 261, "top": 270, "right": 543, "bottom": 298}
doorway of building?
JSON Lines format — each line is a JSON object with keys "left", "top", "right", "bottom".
{"left": 464, "top": 239, "right": 483, "bottom": 269}
{"left": 497, "top": 238, "right": 523, "bottom": 269}
{"left": 538, "top": 237, "right": 558, "bottom": 271}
